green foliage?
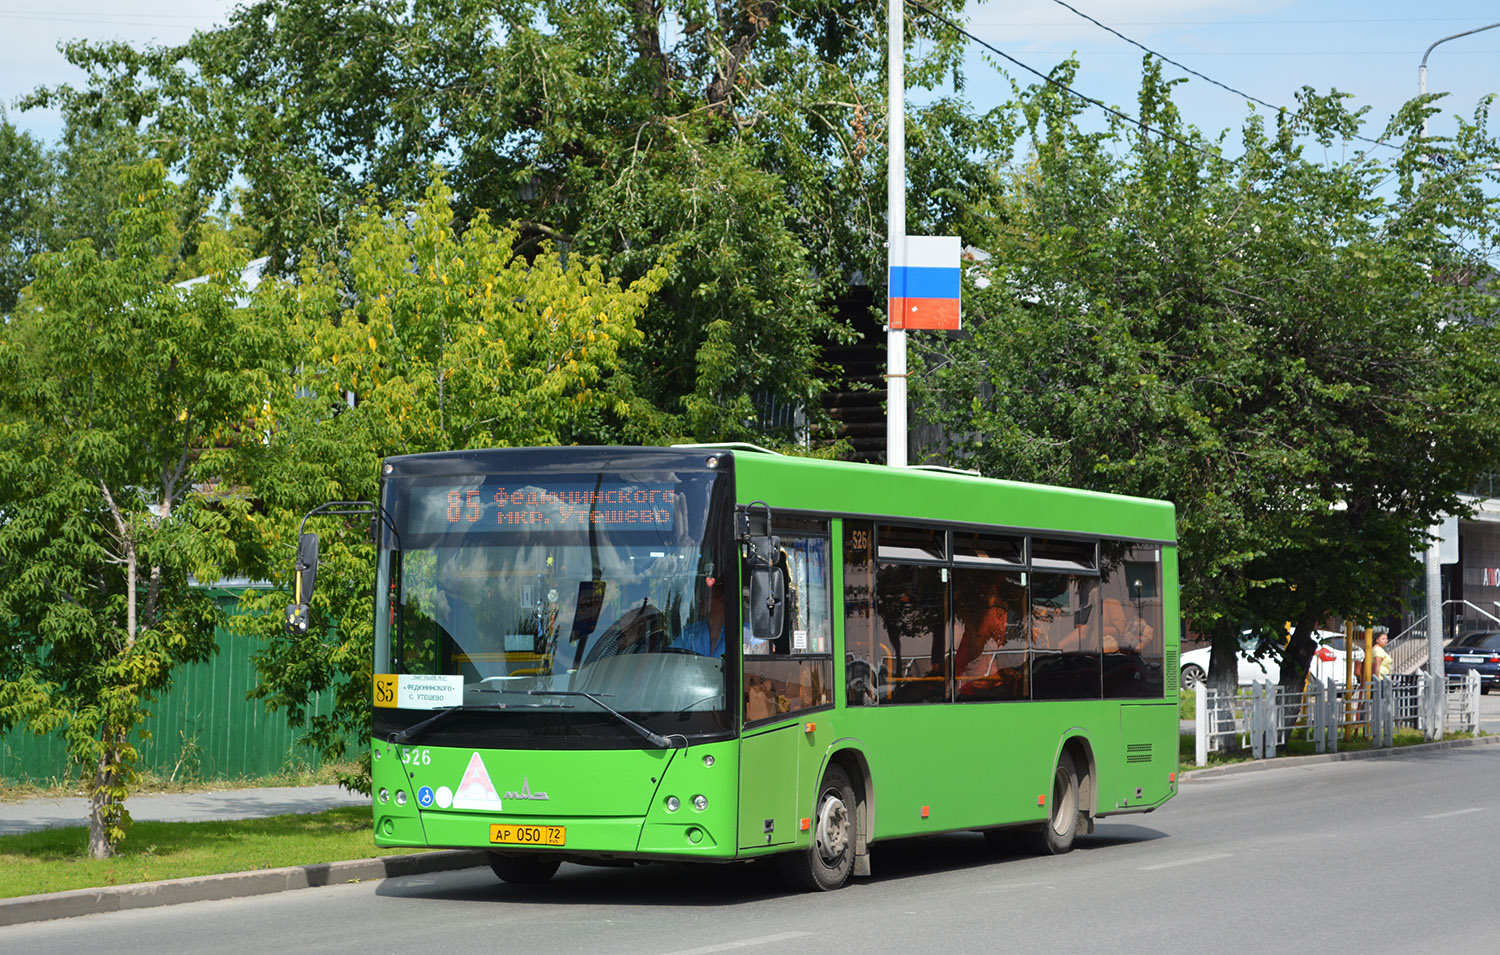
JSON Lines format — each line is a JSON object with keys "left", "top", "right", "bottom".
{"left": 25, "top": 0, "right": 993, "bottom": 444}
{"left": 233, "top": 177, "right": 665, "bottom": 790}
{"left": 914, "top": 60, "right": 1500, "bottom": 686}
{"left": 0, "top": 114, "right": 55, "bottom": 313}
{"left": 0, "top": 161, "right": 292, "bottom": 855}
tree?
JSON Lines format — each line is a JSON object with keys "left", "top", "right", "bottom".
{"left": 0, "top": 162, "right": 292, "bottom": 856}
{"left": 231, "top": 177, "right": 666, "bottom": 788}
{"left": 0, "top": 114, "right": 56, "bottom": 314}
{"left": 24, "top": 0, "right": 996, "bottom": 443}
{"left": 912, "top": 60, "right": 1500, "bottom": 694}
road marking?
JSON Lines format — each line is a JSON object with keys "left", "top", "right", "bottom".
{"left": 662, "top": 932, "right": 813, "bottom": 955}
{"left": 1136, "top": 853, "right": 1232, "bottom": 871}
{"left": 1423, "top": 808, "right": 1485, "bottom": 820}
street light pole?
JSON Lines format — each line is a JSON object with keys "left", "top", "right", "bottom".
{"left": 886, "top": 0, "right": 907, "bottom": 467}
{"left": 1415, "top": 23, "right": 1498, "bottom": 700}
{"left": 1419, "top": 22, "right": 1500, "bottom": 135}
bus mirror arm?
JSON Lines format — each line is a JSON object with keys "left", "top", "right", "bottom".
{"left": 284, "top": 501, "right": 401, "bottom": 636}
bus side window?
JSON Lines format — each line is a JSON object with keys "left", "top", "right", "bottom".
{"left": 1101, "top": 544, "right": 1166, "bottom": 698}
{"left": 1030, "top": 574, "right": 1101, "bottom": 700}
{"left": 843, "top": 520, "right": 880, "bottom": 707}
{"left": 953, "top": 567, "right": 1028, "bottom": 702}
{"left": 744, "top": 527, "right": 834, "bottom": 724}
{"left": 875, "top": 561, "right": 949, "bottom": 705}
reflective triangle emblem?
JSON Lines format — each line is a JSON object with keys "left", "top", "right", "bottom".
{"left": 452, "top": 752, "right": 503, "bottom": 811}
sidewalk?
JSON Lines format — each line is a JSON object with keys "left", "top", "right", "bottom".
{"left": 0, "top": 785, "right": 370, "bottom": 836}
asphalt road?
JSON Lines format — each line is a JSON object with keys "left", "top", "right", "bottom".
{"left": 4, "top": 744, "right": 1498, "bottom": 955}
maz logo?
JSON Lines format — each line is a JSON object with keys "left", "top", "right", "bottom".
{"left": 504, "top": 776, "right": 549, "bottom": 800}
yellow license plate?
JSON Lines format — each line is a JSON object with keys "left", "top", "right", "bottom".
{"left": 489, "top": 823, "right": 566, "bottom": 846}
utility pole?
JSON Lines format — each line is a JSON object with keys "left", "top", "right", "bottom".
{"left": 886, "top": 0, "right": 906, "bottom": 467}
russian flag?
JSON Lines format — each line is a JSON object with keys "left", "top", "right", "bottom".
{"left": 889, "top": 235, "right": 961, "bottom": 330}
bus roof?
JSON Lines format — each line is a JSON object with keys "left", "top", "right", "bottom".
{"left": 728, "top": 450, "right": 1176, "bottom": 545}
{"left": 379, "top": 445, "right": 1176, "bottom": 545}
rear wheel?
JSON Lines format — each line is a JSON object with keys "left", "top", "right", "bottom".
{"left": 779, "top": 764, "right": 856, "bottom": 891}
{"left": 1180, "top": 664, "right": 1206, "bottom": 690}
{"left": 487, "top": 852, "right": 562, "bottom": 885}
{"left": 1020, "top": 751, "right": 1080, "bottom": 856}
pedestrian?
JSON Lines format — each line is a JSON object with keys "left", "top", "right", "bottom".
{"left": 1369, "top": 628, "right": 1393, "bottom": 681}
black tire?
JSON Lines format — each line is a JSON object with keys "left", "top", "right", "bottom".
{"left": 778, "top": 764, "right": 857, "bottom": 891}
{"left": 1020, "top": 751, "right": 1080, "bottom": 856}
{"left": 1180, "top": 664, "right": 1206, "bottom": 690}
{"left": 487, "top": 852, "right": 562, "bottom": 885}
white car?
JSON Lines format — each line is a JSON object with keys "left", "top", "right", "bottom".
{"left": 1179, "top": 631, "right": 1353, "bottom": 689}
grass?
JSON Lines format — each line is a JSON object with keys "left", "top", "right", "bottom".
{"left": 0, "top": 806, "right": 389, "bottom": 900}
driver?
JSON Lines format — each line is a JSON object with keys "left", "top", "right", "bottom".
{"left": 671, "top": 577, "right": 729, "bottom": 656}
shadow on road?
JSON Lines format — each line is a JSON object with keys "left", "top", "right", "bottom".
{"left": 375, "top": 821, "right": 1167, "bottom": 908}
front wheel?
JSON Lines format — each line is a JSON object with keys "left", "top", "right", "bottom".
{"left": 779, "top": 764, "right": 857, "bottom": 891}
{"left": 487, "top": 852, "right": 561, "bottom": 885}
{"left": 1180, "top": 664, "right": 1206, "bottom": 690}
{"left": 1020, "top": 751, "right": 1080, "bottom": 856}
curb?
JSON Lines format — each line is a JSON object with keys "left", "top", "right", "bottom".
{"left": 0, "top": 849, "right": 489, "bottom": 928}
{"left": 1179, "top": 731, "right": 1500, "bottom": 780}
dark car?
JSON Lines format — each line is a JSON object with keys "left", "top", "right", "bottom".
{"left": 1443, "top": 631, "right": 1500, "bottom": 695}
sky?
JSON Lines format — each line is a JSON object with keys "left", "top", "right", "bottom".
{"left": 0, "top": 0, "right": 1497, "bottom": 153}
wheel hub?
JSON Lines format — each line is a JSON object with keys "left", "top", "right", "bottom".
{"left": 815, "top": 794, "right": 850, "bottom": 864}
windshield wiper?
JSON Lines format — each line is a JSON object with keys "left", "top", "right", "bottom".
{"left": 387, "top": 701, "right": 567, "bottom": 746}
{"left": 529, "top": 689, "right": 686, "bottom": 749}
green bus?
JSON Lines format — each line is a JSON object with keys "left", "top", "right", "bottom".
{"left": 290, "top": 445, "right": 1178, "bottom": 891}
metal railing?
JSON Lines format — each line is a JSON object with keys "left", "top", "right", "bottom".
{"left": 1390, "top": 600, "right": 1500, "bottom": 674}
{"left": 1192, "top": 671, "right": 1480, "bottom": 766}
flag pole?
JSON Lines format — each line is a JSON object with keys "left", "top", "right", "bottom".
{"left": 886, "top": 0, "right": 907, "bottom": 468}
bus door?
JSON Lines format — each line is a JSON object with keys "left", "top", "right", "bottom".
{"left": 737, "top": 722, "right": 800, "bottom": 849}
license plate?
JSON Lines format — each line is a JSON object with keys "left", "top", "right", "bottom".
{"left": 490, "top": 823, "right": 565, "bottom": 846}
{"left": 1459, "top": 655, "right": 1482, "bottom": 664}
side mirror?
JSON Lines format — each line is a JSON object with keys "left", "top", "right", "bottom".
{"left": 747, "top": 535, "right": 785, "bottom": 640}
{"left": 285, "top": 532, "right": 319, "bottom": 636}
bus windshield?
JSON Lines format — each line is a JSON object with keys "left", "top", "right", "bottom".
{"left": 373, "top": 455, "right": 736, "bottom": 747}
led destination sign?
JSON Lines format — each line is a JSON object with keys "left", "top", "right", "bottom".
{"left": 406, "top": 478, "right": 679, "bottom": 535}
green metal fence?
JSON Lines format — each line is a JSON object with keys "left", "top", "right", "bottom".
{"left": 1, "top": 591, "right": 347, "bottom": 785}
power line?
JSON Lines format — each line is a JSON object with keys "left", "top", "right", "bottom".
{"left": 1035, "top": 0, "right": 1400, "bottom": 152}
{"left": 908, "top": 1, "right": 1222, "bottom": 162}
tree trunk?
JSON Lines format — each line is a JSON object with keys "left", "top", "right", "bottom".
{"left": 88, "top": 729, "right": 124, "bottom": 859}
{"left": 1207, "top": 616, "right": 1242, "bottom": 752}
{"left": 1280, "top": 617, "right": 1318, "bottom": 692}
